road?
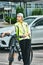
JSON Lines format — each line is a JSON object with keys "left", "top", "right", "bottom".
{"left": 31, "top": 48, "right": 43, "bottom": 65}
{"left": 0, "top": 48, "right": 43, "bottom": 65}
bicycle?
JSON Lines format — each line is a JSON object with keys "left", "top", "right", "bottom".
{"left": 0, "top": 33, "right": 33, "bottom": 65}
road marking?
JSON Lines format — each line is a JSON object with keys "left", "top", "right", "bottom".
{"left": 0, "top": 61, "right": 23, "bottom": 65}
{"left": 0, "top": 61, "right": 8, "bottom": 64}
{"left": 34, "top": 52, "right": 43, "bottom": 54}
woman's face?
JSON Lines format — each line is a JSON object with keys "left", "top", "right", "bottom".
{"left": 17, "top": 16, "right": 22, "bottom": 21}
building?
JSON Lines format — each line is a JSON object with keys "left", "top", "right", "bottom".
{"left": 0, "top": 0, "right": 43, "bottom": 21}
{"left": 26, "top": 0, "right": 43, "bottom": 16}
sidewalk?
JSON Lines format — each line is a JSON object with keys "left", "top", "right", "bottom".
{"left": 0, "top": 22, "right": 11, "bottom": 27}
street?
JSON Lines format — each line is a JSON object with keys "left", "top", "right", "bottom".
{"left": 0, "top": 48, "right": 43, "bottom": 65}
{"left": 31, "top": 48, "right": 43, "bottom": 65}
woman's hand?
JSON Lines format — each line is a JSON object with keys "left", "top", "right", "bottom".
{"left": 2, "top": 33, "right": 5, "bottom": 37}
{"left": 23, "top": 33, "right": 30, "bottom": 37}
{"left": 2, "top": 32, "right": 10, "bottom": 37}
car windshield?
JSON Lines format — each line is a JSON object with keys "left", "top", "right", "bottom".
{"left": 24, "top": 17, "right": 37, "bottom": 25}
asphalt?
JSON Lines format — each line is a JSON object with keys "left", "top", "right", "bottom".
{"left": 0, "top": 48, "right": 43, "bottom": 65}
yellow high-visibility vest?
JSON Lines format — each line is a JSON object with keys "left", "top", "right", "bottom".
{"left": 14, "top": 21, "right": 30, "bottom": 41}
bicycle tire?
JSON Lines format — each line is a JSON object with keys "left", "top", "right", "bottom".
{"left": 30, "top": 47, "right": 33, "bottom": 64}
{"left": 18, "top": 47, "right": 33, "bottom": 63}
{"left": 8, "top": 46, "right": 14, "bottom": 62}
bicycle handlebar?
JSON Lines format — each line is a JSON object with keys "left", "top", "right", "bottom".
{"left": 0, "top": 33, "right": 17, "bottom": 38}
{"left": 0, "top": 33, "right": 29, "bottom": 38}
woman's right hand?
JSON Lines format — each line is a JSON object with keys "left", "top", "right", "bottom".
{"left": 2, "top": 33, "right": 5, "bottom": 37}
{"left": 2, "top": 32, "right": 10, "bottom": 37}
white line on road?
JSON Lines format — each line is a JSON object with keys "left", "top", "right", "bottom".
{"left": 34, "top": 53, "right": 43, "bottom": 54}
{"left": 0, "top": 61, "right": 23, "bottom": 65}
{"left": 0, "top": 61, "right": 8, "bottom": 65}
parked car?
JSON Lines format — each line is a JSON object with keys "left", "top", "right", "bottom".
{"left": 24, "top": 16, "right": 43, "bottom": 47}
{"left": 24, "top": 16, "right": 38, "bottom": 25}
{"left": 24, "top": 16, "right": 38, "bottom": 34}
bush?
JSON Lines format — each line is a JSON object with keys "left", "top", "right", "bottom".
{"left": 5, "top": 16, "right": 17, "bottom": 24}
{"left": 11, "top": 17, "right": 17, "bottom": 24}
{"left": 32, "top": 8, "right": 43, "bottom": 15}
{"left": 5, "top": 16, "right": 10, "bottom": 24}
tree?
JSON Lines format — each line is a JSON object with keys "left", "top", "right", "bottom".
{"left": 16, "top": 6, "right": 25, "bottom": 17}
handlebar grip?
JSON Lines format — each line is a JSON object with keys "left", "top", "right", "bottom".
{"left": 0, "top": 33, "right": 10, "bottom": 37}
{"left": 5, "top": 33, "right": 10, "bottom": 36}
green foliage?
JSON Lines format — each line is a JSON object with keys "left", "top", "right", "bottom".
{"left": 5, "top": 16, "right": 17, "bottom": 24}
{"left": 11, "top": 17, "right": 17, "bottom": 24}
{"left": 5, "top": 16, "right": 10, "bottom": 23}
{"left": 32, "top": 8, "right": 43, "bottom": 15}
{"left": 16, "top": 6, "right": 25, "bottom": 17}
